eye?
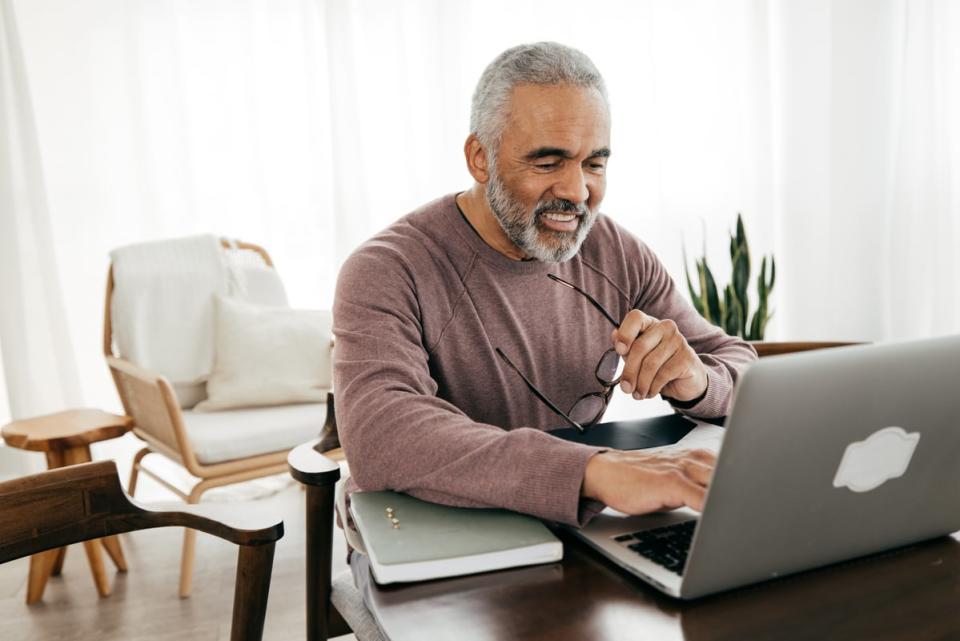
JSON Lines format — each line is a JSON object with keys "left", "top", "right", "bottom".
{"left": 587, "top": 161, "right": 607, "bottom": 173}
{"left": 534, "top": 161, "right": 560, "bottom": 170}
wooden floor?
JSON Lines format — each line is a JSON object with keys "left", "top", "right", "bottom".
{"left": 0, "top": 474, "right": 356, "bottom": 641}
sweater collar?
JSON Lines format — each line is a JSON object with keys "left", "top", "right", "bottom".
{"left": 445, "top": 192, "right": 560, "bottom": 275}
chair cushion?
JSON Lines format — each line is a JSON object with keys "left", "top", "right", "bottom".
{"left": 331, "top": 569, "right": 387, "bottom": 641}
{"left": 194, "top": 296, "right": 333, "bottom": 412}
{"left": 183, "top": 403, "right": 326, "bottom": 464}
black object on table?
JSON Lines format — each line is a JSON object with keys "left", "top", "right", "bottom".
{"left": 548, "top": 413, "right": 703, "bottom": 450}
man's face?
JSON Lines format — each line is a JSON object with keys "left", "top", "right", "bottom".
{"left": 485, "top": 83, "right": 611, "bottom": 262}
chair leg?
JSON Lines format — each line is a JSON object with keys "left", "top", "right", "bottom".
{"left": 83, "top": 540, "right": 111, "bottom": 597}
{"left": 179, "top": 529, "right": 198, "bottom": 598}
{"left": 230, "top": 543, "right": 276, "bottom": 641}
{"left": 26, "top": 549, "right": 59, "bottom": 604}
{"left": 50, "top": 547, "right": 67, "bottom": 576}
{"left": 179, "top": 481, "right": 211, "bottom": 598}
{"left": 305, "top": 484, "right": 337, "bottom": 641}
{"left": 127, "top": 447, "right": 151, "bottom": 497}
{"left": 102, "top": 535, "right": 128, "bottom": 572}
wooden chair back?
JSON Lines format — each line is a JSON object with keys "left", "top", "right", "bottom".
{"left": 0, "top": 461, "right": 283, "bottom": 641}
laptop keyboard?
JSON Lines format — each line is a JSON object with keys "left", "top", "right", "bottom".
{"left": 613, "top": 520, "right": 696, "bottom": 576}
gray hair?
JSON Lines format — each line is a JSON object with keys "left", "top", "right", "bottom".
{"left": 470, "top": 42, "right": 608, "bottom": 155}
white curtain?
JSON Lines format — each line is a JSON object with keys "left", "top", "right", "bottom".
{"left": 769, "top": 0, "right": 960, "bottom": 342}
{"left": 1, "top": 0, "right": 958, "bottom": 428}
{"left": 0, "top": 0, "right": 83, "bottom": 472}
{"left": 0, "top": 0, "right": 82, "bottom": 415}
{"left": 882, "top": 0, "right": 960, "bottom": 338}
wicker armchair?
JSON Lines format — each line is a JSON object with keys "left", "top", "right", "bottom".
{"left": 104, "top": 238, "right": 335, "bottom": 597}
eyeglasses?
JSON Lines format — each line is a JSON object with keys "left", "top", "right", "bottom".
{"left": 496, "top": 273, "right": 624, "bottom": 433}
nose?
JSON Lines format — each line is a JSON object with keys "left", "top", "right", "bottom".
{"left": 552, "top": 164, "right": 589, "bottom": 205}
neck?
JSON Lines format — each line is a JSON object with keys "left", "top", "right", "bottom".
{"left": 456, "top": 185, "right": 529, "bottom": 261}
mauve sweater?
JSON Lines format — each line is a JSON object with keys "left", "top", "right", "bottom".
{"left": 333, "top": 193, "right": 756, "bottom": 527}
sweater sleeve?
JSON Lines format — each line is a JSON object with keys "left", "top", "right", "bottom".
{"left": 333, "top": 247, "right": 604, "bottom": 527}
{"left": 633, "top": 242, "right": 757, "bottom": 419}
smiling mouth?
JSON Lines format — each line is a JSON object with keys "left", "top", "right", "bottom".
{"left": 537, "top": 211, "right": 582, "bottom": 235}
{"left": 541, "top": 211, "right": 580, "bottom": 223}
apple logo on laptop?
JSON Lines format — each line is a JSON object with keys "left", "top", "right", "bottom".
{"left": 833, "top": 426, "right": 920, "bottom": 493}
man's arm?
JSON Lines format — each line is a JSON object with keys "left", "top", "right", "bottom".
{"left": 613, "top": 241, "right": 758, "bottom": 419}
{"left": 576, "top": 238, "right": 751, "bottom": 518}
{"left": 333, "top": 247, "right": 603, "bottom": 527}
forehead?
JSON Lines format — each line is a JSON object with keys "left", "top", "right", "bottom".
{"left": 500, "top": 84, "right": 610, "bottom": 155}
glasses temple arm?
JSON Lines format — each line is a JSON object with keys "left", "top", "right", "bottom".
{"left": 547, "top": 273, "right": 620, "bottom": 328}
{"left": 495, "top": 348, "right": 585, "bottom": 433}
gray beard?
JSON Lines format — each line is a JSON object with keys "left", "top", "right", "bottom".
{"left": 485, "top": 171, "right": 598, "bottom": 263}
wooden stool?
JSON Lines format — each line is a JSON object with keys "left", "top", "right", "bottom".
{"left": 1, "top": 408, "right": 134, "bottom": 604}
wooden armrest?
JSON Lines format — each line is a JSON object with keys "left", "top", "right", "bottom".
{"left": 288, "top": 440, "right": 341, "bottom": 487}
{"left": 0, "top": 461, "right": 282, "bottom": 564}
{"left": 134, "top": 500, "right": 284, "bottom": 547}
{"left": 105, "top": 355, "right": 194, "bottom": 462}
{"left": 106, "top": 355, "right": 168, "bottom": 386}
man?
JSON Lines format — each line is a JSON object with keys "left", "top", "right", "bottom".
{"left": 333, "top": 42, "right": 756, "bottom": 532}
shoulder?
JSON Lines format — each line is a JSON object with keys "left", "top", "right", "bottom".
{"left": 340, "top": 196, "right": 457, "bottom": 281}
{"left": 579, "top": 214, "right": 652, "bottom": 260}
{"left": 336, "top": 194, "right": 475, "bottom": 307}
{"left": 577, "top": 213, "right": 664, "bottom": 301}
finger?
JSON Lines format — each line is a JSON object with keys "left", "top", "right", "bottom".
{"left": 632, "top": 338, "right": 681, "bottom": 399}
{"left": 669, "top": 471, "right": 707, "bottom": 512}
{"left": 612, "top": 309, "right": 658, "bottom": 355}
{"left": 685, "top": 448, "right": 718, "bottom": 467}
{"left": 647, "top": 352, "right": 690, "bottom": 399}
{"left": 681, "top": 459, "right": 714, "bottom": 487}
{"left": 619, "top": 324, "right": 666, "bottom": 394}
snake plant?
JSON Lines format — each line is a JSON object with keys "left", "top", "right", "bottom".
{"left": 683, "top": 214, "right": 775, "bottom": 340}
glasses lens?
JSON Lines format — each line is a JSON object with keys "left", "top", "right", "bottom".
{"left": 570, "top": 395, "right": 605, "bottom": 425}
{"left": 596, "top": 349, "right": 624, "bottom": 385}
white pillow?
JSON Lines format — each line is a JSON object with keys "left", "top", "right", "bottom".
{"left": 194, "top": 296, "right": 333, "bottom": 412}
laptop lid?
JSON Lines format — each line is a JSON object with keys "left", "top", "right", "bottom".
{"left": 681, "top": 334, "right": 960, "bottom": 598}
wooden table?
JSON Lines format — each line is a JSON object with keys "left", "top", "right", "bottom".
{"left": 1, "top": 408, "right": 133, "bottom": 604}
{"left": 361, "top": 529, "right": 960, "bottom": 640}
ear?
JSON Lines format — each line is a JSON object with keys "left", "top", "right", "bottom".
{"left": 463, "top": 134, "right": 491, "bottom": 184}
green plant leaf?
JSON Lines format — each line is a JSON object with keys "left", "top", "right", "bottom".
{"left": 737, "top": 213, "right": 751, "bottom": 296}
{"left": 724, "top": 284, "right": 741, "bottom": 336}
{"left": 748, "top": 307, "right": 760, "bottom": 340}
{"left": 696, "top": 261, "right": 711, "bottom": 319}
{"left": 733, "top": 248, "right": 749, "bottom": 325}
{"left": 761, "top": 310, "right": 774, "bottom": 338}
{"left": 702, "top": 260, "right": 722, "bottom": 325}
{"left": 683, "top": 245, "right": 704, "bottom": 315}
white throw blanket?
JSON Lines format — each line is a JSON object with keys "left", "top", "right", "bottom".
{"left": 110, "top": 234, "right": 227, "bottom": 388}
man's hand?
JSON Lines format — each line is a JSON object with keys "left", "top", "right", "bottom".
{"left": 581, "top": 448, "right": 716, "bottom": 513}
{"left": 612, "top": 310, "right": 708, "bottom": 403}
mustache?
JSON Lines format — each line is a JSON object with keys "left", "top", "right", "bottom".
{"left": 534, "top": 199, "right": 589, "bottom": 218}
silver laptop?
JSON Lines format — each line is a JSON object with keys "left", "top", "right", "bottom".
{"left": 568, "top": 334, "right": 960, "bottom": 599}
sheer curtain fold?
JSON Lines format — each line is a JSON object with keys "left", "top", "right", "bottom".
{"left": 883, "top": 0, "right": 960, "bottom": 338}
{"left": 0, "top": 0, "right": 82, "bottom": 425}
